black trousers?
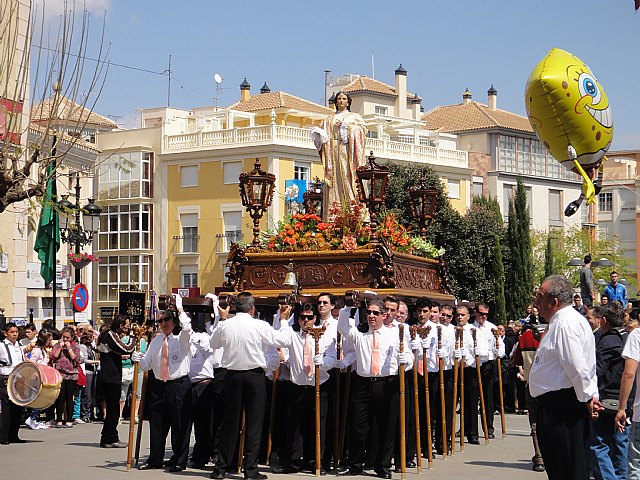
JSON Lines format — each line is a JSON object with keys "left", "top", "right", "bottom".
{"left": 428, "top": 369, "right": 454, "bottom": 451}
{"left": 55, "top": 378, "right": 77, "bottom": 423}
{"left": 537, "top": 388, "right": 590, "bottom": 480}
{"left": 211, "top": 368, "right": 227, "bottom": 458}
{"left": 147, "top": 375, "right": 192, "bottom": 468}
{"left": 0, "top": 376, "right": 24, "bottom": 442}
{"left": 393, "top": 370, "right": 416, "bottom": 464}
{"left": 463, "top": 366, "right": 480, "bottom": 440}
{"left": 190, "top": 378, "right": 215, "bottom": 464}
{"left": 280, "top": 382, "right": 328, "bottom": 468}
{"left": 322, "top": 369, "right": 337, "bottom": 467}
{"left": 480, "top": 360, "right": 496, "bottom": 435}
{"left": 100, "top": 382, "right": 122, "bottom": 445}
{"left": 214, "top": 368, "right": 267, "bottom": 478}
{"left": 347, "top": 375, "right": 399, "bottom": 471}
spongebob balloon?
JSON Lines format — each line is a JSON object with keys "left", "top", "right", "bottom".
{"left": 525, "top": 48, "right": 613, "bottom": 216}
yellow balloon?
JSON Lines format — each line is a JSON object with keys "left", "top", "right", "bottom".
{"left": 525, "top": 48, "right": 613, "bottom": 207}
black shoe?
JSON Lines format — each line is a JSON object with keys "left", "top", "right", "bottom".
{"left": 272, "top": 465, "right": 298, "bottom": 474}
{"left": 533, "top": 463, "right": 545, "bottom": 472}
{"left": 138, "top": 463, "right": 163, "bottom": 471}
{"left": 374, "top": 467, "right": 392, "bottom": 479}
{"left": 163, "top": 460, "right": 176, "bottom": 468}
{"left": 210, "top": 469, "right": 226, "bottom": 479}
{"left": 167, "top": 466, "right": 185, "bottom": 473}
{"left": 488, "top": 433, "right": 495, "bottom": 439}
{"left": 468, "top": 437, "right": 480, "bottom": 445}
{"left": 10, "top": 438, "right": 26, "bottom": 444}
{"left": 336, "top": 467, "right": 363, "bottom": 476}
{"left": 190, "top": 461, "right": 207, "bottom": 469}
{"left": 244, "top": 474, "right": 267, "bottom": 480}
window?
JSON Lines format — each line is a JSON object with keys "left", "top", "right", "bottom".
{"left": 97, "top": 255, "right": 151, "bottom": 301}
{"left": 472, "top": 176, "right": 484, "bottom": 197}
{"left": 222, "top": 211, "right": 242, "bottom": 252}
{"left": 294, "top": 162, "right": 310, "bottom": 182}
{"left": 180, "top": 213, "right": 199, "bottom": 253}
{"left": 549, "top": 189, "right": 562, "bottom": 227}
{"left": 97, "top": 151, "right": 152, "bottom": 200}
{"left": 98, "top": 204, "right": 151, "bottom": 251}
{"left": 599, "top": 192, "right": 613, "bottom": 212}
{"left": 180, "top": 165, "right": 198, "bottom": 187}
{"left": 620, "top": 190, "right": 635, "bottom": 211}
{"left": 224, "top": 161, "right": 243, "bottom": 184}
{"left": 447, "top": 179, "right": 460, "bottom": 199}
{"left": 503, "top": 184, "right": 514, "bottom": 221}
{"left": 181, "top": 265, "right": 198, "bottom": 288}
{"left": 375, "top": 106, "right": 388, "bottom": 116}
{"left": 499, "top": 135, "right": 516, "bottom": 172}
{"left": 517, "top": 138, "right": 531, "bottom": 175}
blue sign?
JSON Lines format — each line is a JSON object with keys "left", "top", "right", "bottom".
{"left": 72, "top": 283, "right": 89, "bottom": 312}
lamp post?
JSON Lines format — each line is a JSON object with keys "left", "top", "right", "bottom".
{"left": 408, "top": 175, "right": 439, "bottom": 240}
{"left": 239, "top": 158, "right": 276, "bottom": 248}
{"left": 355, "top": 152, "right": 390, "bottom": 243}
{"left": 58, "top": 173, "right": 102, "bottom": 315}
{"left": 303, "top": 177, "right": 323, "bottom": 216}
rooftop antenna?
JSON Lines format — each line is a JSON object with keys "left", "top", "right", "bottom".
{"left": 371, "top": 50, "right": 375, "bottom": 79}
{"left": 214, "top": 73, "right": 223, "bottom": 108}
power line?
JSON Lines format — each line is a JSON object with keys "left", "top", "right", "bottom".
{"left": 32, "top": 44, "right": 168, "bottom": 76}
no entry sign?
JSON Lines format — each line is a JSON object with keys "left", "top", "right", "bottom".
{"left": 72, "top": 283, "right": 89, "bottom": 312}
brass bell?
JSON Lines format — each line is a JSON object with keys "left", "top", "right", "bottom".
{"left": 282, "top": 262, "right": 298, "bottom": 289}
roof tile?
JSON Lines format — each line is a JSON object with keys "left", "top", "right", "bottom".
{"left": 422, "top": 101, "right": 533, "bottom": 133}
{"left": 229, "top": 91, "right": 333, "bottom": 115}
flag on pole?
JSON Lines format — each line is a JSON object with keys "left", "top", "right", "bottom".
{"left": 34, "top": 161, "right": 60, "bottom": 284}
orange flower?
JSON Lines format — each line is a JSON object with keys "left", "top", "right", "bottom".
{"left": 294, "top": 222, "right": 304, "bottom": 231}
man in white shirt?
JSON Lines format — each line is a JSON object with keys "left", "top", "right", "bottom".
{"left": 210, "top": 292, "right": 288, "bottom": 480}
{"left": 529, "top": 275, "right": 603, "bottom": 480}
{"left": 0, "top": 323, "right": 26, "bottom": 444}
{"left": 336, "top": 300, "right": 413, "bottom": 479}
{"left": 133, "top": 294, "right": 193, "bottom": 473}
{"left": 473, "top": 302, "right": 505, "bottom": 440}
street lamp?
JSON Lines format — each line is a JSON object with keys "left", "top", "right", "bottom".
{"left": 57, "top": 173, "right": 102, "bottom": 307}
{"left": 303, "top": 177, "right": 323, "bottom": 216}
{"left": 239, "top": 158, "right": 276, "bottom": 247}
{"left": 355, "top": 152, "right": 390, "bottom": 243}
{"left": 567, "top": 258, "right": 585, "bottom": 267}
{"left": 408, "top": 175, "right": 439, "bottom": 240}
{"left": 592, "top": 258, "right": 613, "bottom": 268}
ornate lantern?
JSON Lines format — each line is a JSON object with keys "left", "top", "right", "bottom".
{"left": 408, "top": 176, "right": 439, "bottom": 239}
{"left": 355, "top": 151, "right": 390, "bottom": 242}
{"left": 239, "top": 158, "right": 276, "bottom": 247}
{"left": 303, "top": 177, "right": 324, "bottom": 216}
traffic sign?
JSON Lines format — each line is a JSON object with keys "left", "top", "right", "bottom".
{"left": 72, "top": 283, "right": 89, "bottom": 312}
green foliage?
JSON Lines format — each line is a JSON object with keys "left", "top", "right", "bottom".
{"left": 505, "top": 178, "right": 534, "bottom": 320}
{"left": 531, "top": 226, "right": 637, "bottom": 294}
{"left": 491, "top": 233, "right": 507, "bottom": 325}
{"left": 544, "top": 236, "right": 554, "bottom": 278}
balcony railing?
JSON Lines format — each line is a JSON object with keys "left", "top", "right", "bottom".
{"left": 164, "top": 125, "right": 469, "bottom": 169}
{"left": 172, "top": 234, "right": 200, "bottom": 254}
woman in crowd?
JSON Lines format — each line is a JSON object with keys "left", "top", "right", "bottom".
{"left": 25, "top": 330, "right": 53, "bottom": 430}
{"left": 50, "top": 327, "right": 81, "bottom": 428}
{"left": 80, "top": 330, "right": 100, "bottom": 422}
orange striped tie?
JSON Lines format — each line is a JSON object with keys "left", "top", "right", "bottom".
{"left": 370, "top": 330, "right": 381, "bottom": 376}
{"left": 160, "top": 336, "right": 170, "bottom": 381}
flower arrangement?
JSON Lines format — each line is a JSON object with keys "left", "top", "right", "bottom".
{"left": 263, "top": 202, "right": 444, "bottom": 259}
{"left": 68, "top": 252, "right": 100, "bottom": 263}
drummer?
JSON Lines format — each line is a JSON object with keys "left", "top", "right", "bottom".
{"left": 0, "top": 322, "right": 26, "bottom": 444}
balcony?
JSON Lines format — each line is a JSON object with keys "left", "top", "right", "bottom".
{"left": 163, "top": 125, "right": 468, "bottom": 170}
{"left": 172, "top": 234, "right": 200, "bottom": 255}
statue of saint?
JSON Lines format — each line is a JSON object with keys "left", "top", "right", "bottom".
{"left": 311, "top": 91, "right": 367, "bottom": 217}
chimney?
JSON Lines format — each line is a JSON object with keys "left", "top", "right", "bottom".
{"left": 260, "top": 82, "right": 271, "bottom": 94}
{"left": 394, "top": 64, "right": 407, "bottom": 117}
{"left": 240, "top": 78, "right": 251, "bottom": 102}
{"left": 411, "top": 93, "right": 421, "bottom": 120}
{"left": 463, "top": 88, "right": 472, "bottom": 105}
{"left": 487, "top": 85, "right": 497, "bottom": 110}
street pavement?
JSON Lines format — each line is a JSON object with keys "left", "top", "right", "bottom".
{"left": 0, "top": 413, "right": 545, "bottom": 479}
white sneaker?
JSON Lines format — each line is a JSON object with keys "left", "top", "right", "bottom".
{"left": 35, "top": 422, "right": 48, "bottom": 430}
{"left": 73, "top": 418, "right": 85, "bottom": 425}
{"left": 25, "top": 417, "right": 37, "bottom": 430}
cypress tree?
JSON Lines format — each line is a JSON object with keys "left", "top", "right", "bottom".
{"left": 544, "top": 235, "right": 554, "bottom": 278}
{"left": 506, "top": 196, "right": 519, "bottom": 320}
{"left": 492, "top": 233, "right": 507, "bottom": 324}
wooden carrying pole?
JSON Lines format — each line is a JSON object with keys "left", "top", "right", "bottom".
{"left": 437, "top": 326, "right": 447, "bottom": 458}
{"left": 398, "top": 324, "right": 407, "bottom": 479}
{"left": 472, "top": 329, "right": 489, "bottom": 445}
{"left": 237, "top": 411, "right": 246, "bottom": 473}
{"left": 134, "top": 371, "right": 148, "bottom": 465}
{"left": 419, "top": 325, "right": 433, "bottom": 468}
{"left": 265, "top": 355, "right": 282, "bottom": 465}
{"left": 334, "top": 332, "right": 342, "bottom": 466}
{"left": 493, "top": 329, "right": 506, "bottom": 439}
{"left": 451, "top": 327, "right": 460, "bottom": 456}
{"left": 127, "top": 324, "right": 146, "bottom": 470}
{"left": 409, "top": 327, "right": 422, "bottom": 473}
{"left": 310, "top": 326, "right": 326, "bottom": 477}
{"left": 459, "top": 327, "right": 465, "bottom": 452}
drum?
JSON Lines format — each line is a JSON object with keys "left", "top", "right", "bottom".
{"left": 7, "top": 361, "right": 62, "bottom": 409}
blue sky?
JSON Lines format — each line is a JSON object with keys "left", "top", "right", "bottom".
{"left": 38, "top": 0, "right": 640, "bottom": 150}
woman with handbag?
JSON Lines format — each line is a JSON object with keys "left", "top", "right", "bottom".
{"left": 50, "top": 327, "right": 81, "bottom": 428}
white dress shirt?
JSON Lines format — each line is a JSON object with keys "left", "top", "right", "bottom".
{"left": 459, "top": 324, "right": 480, "bottom": 368}
{"left": 210, "top": 312, "right": 287, "bottom": 371}
{"left": 474, "top": 320, "right": 505, "bottom": 362}
{"left": 139, "top": 311, "right": 192, "bottom": 380}
{"left": 277, "top": 321, "right": 337, "bottom": 386}
{"left": 189, "top": 321, "right": 215, "bottom": 382}
{"left": 0, "top": 338, "right": 25, "bottom": 376}
{"left": 337, "top": 307, "right": 413, "bottom": 377}
{"left": 622, "top": 328, "right": 640, "bottom": 422}
{"left": 529, "top": 305, "right": 598, "bottom": 402}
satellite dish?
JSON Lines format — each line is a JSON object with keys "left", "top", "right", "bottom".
{"left": 214, "top": 73, "right": 223, "bottom": 84}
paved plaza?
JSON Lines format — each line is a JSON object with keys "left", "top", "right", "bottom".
{"left": 0, "top": 413, "right": 545, "bottom": 479}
